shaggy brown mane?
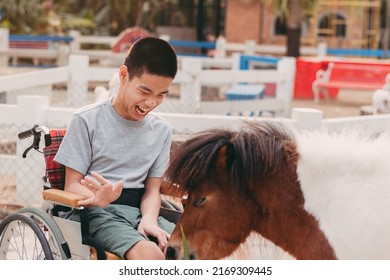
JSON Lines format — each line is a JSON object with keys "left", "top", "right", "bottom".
{"left": 164, "top": 120, "right": 295, "bottom": 194}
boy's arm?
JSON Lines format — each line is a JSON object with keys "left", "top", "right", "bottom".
{"left": 138, "top": 177, "right": 170, "bottom": 250}
{"left": 64, "top": 167, "right": 93, "bottom": 199}
{"left": 140, "top": 177, "right": 162, "bottom": 221}
{"left": 64, "top": 166, "right": 122, "bottom": 207}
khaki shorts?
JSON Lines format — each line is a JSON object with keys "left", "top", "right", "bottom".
{"left": 87, "top": 204, "right": 175, "bottom": 259}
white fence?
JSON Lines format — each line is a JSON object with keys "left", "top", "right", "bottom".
{"left": 0, "top": 53, "right": 295, "bottom": 206}
{"left": 0, "top": 28, "right": 326, "bottom": 68}
{"left": 2, "top": 52, "right": 390, "bottom": 206}
{"left": 2, "top": 94, "right": 390, "bottom": 206}
{"left": 0, "top": 54, "right": 296, "bottom": 117}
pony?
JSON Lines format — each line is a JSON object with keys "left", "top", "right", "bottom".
{"left": 164, "top": 120, "right": 390, "bottom": 260}
{"left": 372, "top": 88, "right": 390, "bottom": 114}
{"left": 372, "top": 75, "right": 390, "bottom": 115}
{"left": 94, "top": 72, "right": 120, "bottom": 103}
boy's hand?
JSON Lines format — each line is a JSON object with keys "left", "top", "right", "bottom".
{"left": 138, "top": 220, "right": 170, "bottom": 252}
{"left": 79, "top": 171, "right": 122, "bottom": 207}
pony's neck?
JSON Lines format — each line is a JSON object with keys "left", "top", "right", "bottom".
{"left": 257, "top": 209, "right": 337, "bottom": 259}
{"left": 253, "top": 173, "right": 337, "bottom": 260}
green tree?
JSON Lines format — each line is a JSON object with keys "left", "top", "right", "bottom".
{"left": 0, "top": 0, "right": 45, "bottom": 34}
{"left": 270, "top": 0, "right": 319, "bottom": 57}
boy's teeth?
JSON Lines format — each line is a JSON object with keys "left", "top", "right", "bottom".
{"left": 136, "top": 105, "right": 148, "bottom": 114}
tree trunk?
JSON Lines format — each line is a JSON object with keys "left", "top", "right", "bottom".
{"left": 286, "top": 27, "right": 301, "bottom": 57}
{"left": 286, "top": 0, "right": 301, "bottom": 57}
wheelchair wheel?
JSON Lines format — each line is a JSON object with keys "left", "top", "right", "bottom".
{"left": 17, "top": 207, "right": 70, "bottom": 260}
{"left": 0, "top": 213, "right": 53, "bottom": 260}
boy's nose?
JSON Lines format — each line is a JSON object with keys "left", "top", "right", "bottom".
{"left": 145, "top": 98, "right": 156, "bottom": 107}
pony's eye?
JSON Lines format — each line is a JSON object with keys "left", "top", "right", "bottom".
{"left": 193, "top": 197, "right": 207, "bottom": 207}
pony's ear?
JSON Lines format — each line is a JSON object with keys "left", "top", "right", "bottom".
{"left": 216, "top": 146, "right": 227, "bottom": 169}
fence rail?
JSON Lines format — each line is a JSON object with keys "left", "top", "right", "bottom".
{"left": 5, "top": 28, "right": 389, "bottom": 69}
{"left": 0, "top": 54, "right": 295, "bottom": 116}
{"left": 2, "top": 94, "right": 390, "bottom": 206}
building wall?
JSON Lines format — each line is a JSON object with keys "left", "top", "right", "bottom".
{"left": 224, "top": 0, "right": 381, "bottom": 49}
{"left": 225, "top": 0, "right": 261, "bottom": 42}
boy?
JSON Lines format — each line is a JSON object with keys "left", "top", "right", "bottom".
{"left": 54, "top": 37, "right": 178, "bottom": 260}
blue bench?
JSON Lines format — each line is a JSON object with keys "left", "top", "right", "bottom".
{"left": 225, "top": 84, "right": 265, "bottom": 100}
{"left": 224, "top": 84, "right": 266, "bottom": 116}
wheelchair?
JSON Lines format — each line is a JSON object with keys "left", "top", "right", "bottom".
{"left": 0, "top": 124, "right": 183, "bottom": 260}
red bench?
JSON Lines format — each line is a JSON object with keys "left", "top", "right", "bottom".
{"left": 8, "top": 35, "right": 73, "bottom": 66}
{"left": 9, "top": 41, "right": 49, "bottom": 49}
{"left": 312, "top": 61, "right": 390, "bottom": 102}
{"left": 9, "top": 40, "right": 52, "bottom": 66}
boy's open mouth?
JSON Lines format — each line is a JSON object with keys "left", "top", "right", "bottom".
{"left": 135, "top": 105, "right": 149, "bottom": 115}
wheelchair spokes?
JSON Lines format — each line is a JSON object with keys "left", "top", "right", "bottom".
{"left": 0, "top": 213, "right": 53, "bottom": 260}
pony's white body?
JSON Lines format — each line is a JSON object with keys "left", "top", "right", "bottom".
{"left": 296, "top": 130, "right": 390, "bottom": 259}
{"left": 225, "top": 233, "right": 295, "bottom": 260}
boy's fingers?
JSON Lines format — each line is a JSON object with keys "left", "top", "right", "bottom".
{"left": 91, "top": 172, "right": 107, "bottom": 185}
{"left": 116, "top": 180, "right": 123, "bottom": 187}
{"left": 81, "top": 178, "right": 100, "bottom": 190}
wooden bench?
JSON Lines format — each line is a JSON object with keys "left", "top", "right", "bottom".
{"left": 312, "top": 61, "right": 390, "bottom": 102}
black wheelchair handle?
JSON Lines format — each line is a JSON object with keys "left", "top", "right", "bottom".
{"left": 18, "top": 124, "right": 51, "bottom": 158}
{"left": 18, "top": 124, "right": 39, "bottom": 140}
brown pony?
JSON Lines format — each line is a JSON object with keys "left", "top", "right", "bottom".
{"left": 165, "top": 120, "right": 390, "bottom": 260}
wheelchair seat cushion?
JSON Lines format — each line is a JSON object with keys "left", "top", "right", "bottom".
{"left": 43, "top": 129, "right": 66, "bottom": 189}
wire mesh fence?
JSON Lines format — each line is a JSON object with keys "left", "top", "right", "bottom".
{"left": 0, "top": 124, "right": 19, "bottom": 205}
{"left": 0, "top": 56, "right": 292, "bottom": 212}
{"left": 0, "top": 79, "right": 201, "bottom": 211}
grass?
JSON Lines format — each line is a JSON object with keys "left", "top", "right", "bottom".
{"left": 180, "top": 225, "right": 190, "bottom": 260}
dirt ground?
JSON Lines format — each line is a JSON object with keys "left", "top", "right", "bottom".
{"left": 291, "top": 89, "right": 374, "bottom": 118}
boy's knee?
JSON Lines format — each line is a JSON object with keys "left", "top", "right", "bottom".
{"left": 125, "top": 240, "right": 165, "bottom": 260}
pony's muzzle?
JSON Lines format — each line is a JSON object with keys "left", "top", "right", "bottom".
{"left": 166, "top": 245, "right": 178, "bottom": 260}
{"left": 166, "top": 245, "right": 196, "bottom": 260}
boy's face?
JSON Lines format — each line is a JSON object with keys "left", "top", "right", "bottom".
{"left": 114, "top": 65, "right": 173, "bottom": 121}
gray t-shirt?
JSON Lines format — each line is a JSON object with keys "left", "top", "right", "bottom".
{"left": 54, "top": 98, "right": 172, "bottom": 189}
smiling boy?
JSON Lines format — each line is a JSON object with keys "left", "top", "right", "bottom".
{"left": 54, "top": 37, "right": 178, "bottom": 260}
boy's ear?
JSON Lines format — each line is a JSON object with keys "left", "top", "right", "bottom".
{"left": 119, "top": 66, "right": 128, "bottom": 80}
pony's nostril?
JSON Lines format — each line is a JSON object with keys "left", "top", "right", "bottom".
{"left": 166, "top": 246, "right": 177, "bottom": 260}
{"left": 189, "top": 252, "right": 196, "bottom": 260}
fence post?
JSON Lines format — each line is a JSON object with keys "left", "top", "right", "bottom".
{"left": 276, "top": 57, "right": 296, "bottom": 117}
{"left": 15, "top": 95, "right": 50, "bottom": 206}
{"left": 67, "top": 54, "right": 89, "bottom": 107}
{"left": 291, "top": 108, "right": 323, "bottom": 131}
{"left": 317, "top": 42, "right": 327, "bottom": 57}
{"left": 244, "top": 39, "right": 256, "bottom": 55}
{"left": 56, "top": 43, "right": 69, "bottom": 66}
{"left": 231, "top": 53, "right": 241, "bottom": 70}
{"left": 180, "top": 58, "right": 202, "bottom": 114}
{"left": 0, "top": 28, "right": 9, "bottom": 67}
{"left": 69, "top": 30, "right": 81, "bottom": 52}
{"left": 215, "top": 36, "right": 227, "bottom": 58}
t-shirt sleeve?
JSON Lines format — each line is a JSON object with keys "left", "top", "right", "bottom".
{"left": 147, "top": 126, "right": 172, "bottom": 178}
{"left": 54, "top": 114, "right": 92, "bottom": 175}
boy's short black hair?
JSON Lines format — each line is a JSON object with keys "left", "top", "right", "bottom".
{"left": 124, "top": 37, "right": 178, "bottom": 80}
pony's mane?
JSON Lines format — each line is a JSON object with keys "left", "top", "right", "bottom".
{"left": 165, "top": 120, "right": 295, "bottom": 194}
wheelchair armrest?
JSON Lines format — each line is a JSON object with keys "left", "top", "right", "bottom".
{"left": 42, "top": 189, "right": 86, "bottom": 209}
